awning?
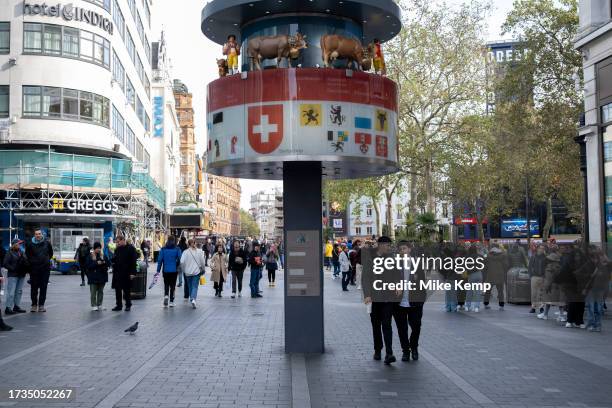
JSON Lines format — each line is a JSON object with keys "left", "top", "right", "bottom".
{"left": 13, "top": 213, "right": 137, "bottom": 223}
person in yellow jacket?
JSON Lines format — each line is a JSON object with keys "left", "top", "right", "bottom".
{"left": 324, "top": 240, "right": 333, "bottom": 272}
{"left": 223, "top": 34, "right": 240, "bottom": 75}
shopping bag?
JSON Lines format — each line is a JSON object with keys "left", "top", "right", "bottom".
{"left": 225, "top": 271, "right": 233, "bottom": 291}
{"left": 148, "top": 270, "right": 161, "bottom": 290}
{"left": 199, "top": 275, "right": 206, "bottom": 286}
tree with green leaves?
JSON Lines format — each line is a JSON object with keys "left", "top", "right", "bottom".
{"left": 239, "top": 209, "right": 260, "bottom": 238}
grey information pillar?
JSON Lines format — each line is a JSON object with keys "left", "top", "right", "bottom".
{"left": 283, "top": 161, "right": 324, "bottom": 353}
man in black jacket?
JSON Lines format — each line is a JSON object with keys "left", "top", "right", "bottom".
{"left": 25, "top": 229, "right": 53, "bottom": 313}
{"left": 229, "top": 240, "right": 248, "bottom": 298}
{"left": 362, "top": 236, "right": 402, "bottom": 365}
{"left": 392, "top": 241, "right": 427, "bottom": 362}
{"left": 111, "top": 236, "right": 137, "bottom": 311}
{"left": 3, "top": 238, "right": 28, "bottom": 315}
{"left": 75, "top": 237, "right": 91, "bottom": 287}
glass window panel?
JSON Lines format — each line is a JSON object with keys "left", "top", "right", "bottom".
{"left": 0, "top": 22, "right": 9, "bottom": 53}
{"left": 24, "top": 23, "right": 42, "bottom": 53}
{"left": 42, "top": 87, "right": 61, "bottom": 117}
{"left": 103, "top": 39, "right": 110, "bottom": 67}
{"left": 93, "top": 34, "right": 105, "bottom": 65}
{"left": 112, "top": 51, "right": 125, "bottom": 91}
{"left": 126, "top": 31, "right": 135, "bottom": 63}
{"left": 93, "top": 94, "right": 104, "bottom": 124}
{"left": 113, "top": 0, "right": 125, "bottom": 40}
{"left": 603, "top": 103, "right": 612, "bottom": 124}
{"left": 80, "top": 31, "right": 93, "bottom": 60}
{"left": 63, "top": 89, "right": 79, "bottom": 119}
{"left": 43, "top": 24, "right": 61, "bottom": 55}
{"left": 63, "top": 27, "right": 79, "bottom": 57}
{"left": 23, "top": 86, "right": 42, "bottom": 116}
{"left": 126, "top": 78, "right": 135, "bottom": 109}
{"left": 0, "top": 85, "right": 8, "bottom": 117}
{"left": 79, "top": 91, "right": 93, "bottom": 121}
{"left": 112, "top": 105, "right": 125, "bottom": 143}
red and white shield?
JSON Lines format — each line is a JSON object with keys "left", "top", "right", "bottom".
{"left": 248, "top": 105, "right": 284, "bottom": 154}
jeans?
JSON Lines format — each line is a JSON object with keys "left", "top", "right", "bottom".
{"left": 333, "top": 262, "right": 340, "bottom": 277}
{"left": 89, "top": 283, "right": 105, "bottom": 307}
{"left": 232, "top": 269, "right": 244, "bottom": 293}
{"left": 586, "top": 291, "right": 605, "bottom": 329}
{"left": 31, "top": 273, "right": 50, "bottom": 307}
{"left": 178, "top": 270, "right": 183, "bottom": 285}
{"left": 5, "top": 276, "right": 26, "bottom": 310}
{"left": 484, "top": 281, "right": 505, "bottom": 306}
{"left": 444, "top": 278, "right": 457, "bottom": 311}
{"left": 250, "top": 267, "right": 262, "bottom": 296}
{"left": 163, "top": 272, "right": 178, "bottom": 302}
{"left": 466, "top": 271, "right": 483, "bottom": 310}
{"left": 185, "top": 275, "right": 200, "bottom": 301}
{"left": 341, "top": 271, "right": 350, "bottom": 290}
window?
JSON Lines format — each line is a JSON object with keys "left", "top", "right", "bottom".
{"left": 43, "top": 24, "right": 61, "bottom": 55}
{"left": 112, "top": 105, "right": 125, "bottom": 143}
{"left": 127, "top": 0, "right": 136, "bottom": 20}
{"left": 144, "top": 112, "right": 150, "bottom": 132}
{"left": 84, "top": 0, "right": 111, "bottom": 11}
{"left": 113, "top": 0, "right": 125, "bottom": 40}
{"left": 603, "top": 102, "right": 612, "bottom": 124}
{"left": 144, "top": 35, "right": 151, "bottom": 65}
{"left": 144, "top": 1, "right": 151, "bottom": 27}
{"left": 355, "top": 227, "right": 362, "bottom": 235}
{"left": 25, "top": 23, "right": 110, "bottom": 68}
{"left": 136, "top": 139, "right": 144, "bottom": 161}
{"left": 366, "top": 226, "right": 373, "bottom": 236}
{"left": 136, "top": 13, "right": 145, "bottom": 46}
{"left": 366, "top": 206, "right": 373, "bottom": 217}
{"left": 0, "top": 86, "right": 8, "bottom": 118}
{"left": 22, "top": 86, "right": 109, "bottom": 127}
{"left": 144, "top": 74, "right": 150, "bottom": 98}
{"left": 136, "top": 56, "right": 145, "bottom": 84}
{"left": 24, "top": 23, "right": 42, "bottom": 53}
{"left": 42, "top": 87, "right": 61, "bottom": 117}
{"left": 136, "top": 96, "right": 144, "bottom": 124}
{"left": 126, "top": 31, "right": 135, "bottom": 64}
{"left": 63, "top": 27, "right": 79, "bottom": 57}
{"left": 126, "top": 125, "right": 135, "bottom": 154}
{"left": 0, "top": 22, "right": 9, "bottom": 54}
{"left": 112, "top": 51, "right": 125, "bottom": 91}
{"left": 126, "top": 77, "right": 135, "bottom": 109}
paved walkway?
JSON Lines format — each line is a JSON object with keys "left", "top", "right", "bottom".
{"left": 0, "top": 265, "right": 610, "bottom": 408}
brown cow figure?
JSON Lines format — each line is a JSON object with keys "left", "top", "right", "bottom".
{"left": 247, "top": 33, "right": 308, "bottom": 71}
{"left": 320, "top": 34, "right": 366, "bottom": 70}
{"left": 216, "top": 58, "right": 229, "bottom": 77}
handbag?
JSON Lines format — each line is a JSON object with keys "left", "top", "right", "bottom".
{"left": 188, "top": 249, "right": 206, "bottom": 275}
{"left": 199, "top": 275, "right": 206, "bottom": 285}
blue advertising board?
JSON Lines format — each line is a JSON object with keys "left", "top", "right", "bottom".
{"left": 153, "top": 96, "right": 164, "bottom": 137}
{"left": 501, "top": 219, "right": 539, "bottom": 238}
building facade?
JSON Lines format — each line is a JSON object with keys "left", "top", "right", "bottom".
{"left": 173, "top": 79, "right": 197, "bottom": 196}
{"left": 209, "top": 175, "right": 241, "bottom": 237}
{"left": 250, "top": 187, "right": 283, "bottom": 240}
{"left": 0, "top": 0, "right": 164, "bottom": 268}
{"left": 576, "top": 0, "right": 612, "bottom": 245}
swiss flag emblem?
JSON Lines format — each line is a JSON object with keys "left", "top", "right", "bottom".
{"left": 248, "top": 105, "right": 284, "bottom": 154}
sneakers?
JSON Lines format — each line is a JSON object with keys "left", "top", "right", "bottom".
{"left": 38, "top": 306, "right": 46, "bottom": 312}
{"left": 384, "top": 354, "right": 397, "bottom": 365}
{"left": 373, "top": 351, "right": 382, "bottom": 361}
{"left": 537, "top": 313, "right": 548, "bottom": 320}
{"left": 529, "top": 308, "right": 536, "bottom": 313}
{"left": 13, "top": 307, "right": 26, "bottom": 314}
{"left": 473, "top": 307, "right": 479, "bottom": 313}
{"left": 80, "top": 282, "right": 85, "bottom": 287}
{"left": 579, "top": 324, "right": 586, "bottom": 329}
{"left": 484, "top": 305, "right": 491, "bottom": 310}
{"left": 169, "top": 301, "right": 175, "bottom": 307}
{"left": 4, "top": 308, "right": 15, "bottom": 315}
{"left": 238, "top": 292, "right": 242, "bottom": 297}
{"left": 91, "top": 306, "right": 99, "bottom": 311}
{"left": 31, "top": 305, "right": 38, "bottom": 313}
{"left": 565, "top": 322, "right": 572, "bottom": 328}
{"left": 163, "top": 296, "right": 169, "bottom": 307}
{"left": 191, "top": 300, "right": 197, "bottom": 309}
{"left": 112, "top": 306, "right": 122, "bottom": 311}
{"left": 401, "top": 352, "right": 410, "bottom": 362}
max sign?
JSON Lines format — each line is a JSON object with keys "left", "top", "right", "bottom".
{"left": 24, "top": 3, "right": 114, "bottom": 35}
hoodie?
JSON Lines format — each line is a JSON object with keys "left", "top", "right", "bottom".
{"left": 157, "top": 242, "right": 182, "bottom": 273}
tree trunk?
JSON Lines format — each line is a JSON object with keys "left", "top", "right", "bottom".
{"left": 425, "top": 158, "right": 435, "bottom": 214}
{"left": 371, "top": 196, "right": 382, "bottom": 238}
{"left": 385, "top": 190, "right": 395, "bottom": 240}
{"left": 410, "top": 169, "right": 418, "bottom": 214}
{"left": 542, "top": 195, "right": 554, "bottom": 241}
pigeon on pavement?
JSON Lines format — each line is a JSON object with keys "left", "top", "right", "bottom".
{"left": 124, "top": 322, "right": 139, "bottom": 335}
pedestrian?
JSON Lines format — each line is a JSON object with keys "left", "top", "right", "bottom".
{"left": 583, "top": 247, "right": 611, "bottom": 332}
{"left": 392, "top": 241, "right": 426, "bottom": 361}
{"left": 324, "top": 240, "right": 333, "bottom": 272}
{"left": 465, "top": 246, "right": 484, "bottom": 313}
{"left": 152, "top": 238, "right": 160, "bottom": 263}
{"left": 348, "top": 240, "right": 360, "bottom": 286}
{"left": 157, "top": 236, "right": 182, "bottom": 308}
{"left": 0, "top": 258, "right": 12, "bottom": 330}
{"left": 203, "top": 238, "right": 211, "bottom": 266}
{"left": 210, "top": 242, "right": 228, "bottom": 297}
{"left": 440, "top": 243, "right": 458, "bottom": 312}
{"left": 277, "top": 240, "right": 285, "bottom": 270}
{"left": 140, "top": 239, "right": 150, "bottom": 268}
{"left": 180, "top": 239, "right": 206, "bottom": 308}
{"left": 265, "top": 246, "right": 279, "bottom": 287}
{"left": 484, "top": 244, "right": 509, "bottom": 310}
{"left": 3, "top": 238, "right": 28, "bottom": 315}
{"left": 339, "top": 243, "right": 351, "bottom": 291}
{"left": 0, "top": 238, "right": 6, "bottom": 297}
{"left": 362, "top": 236, "right": 400, "bottom": 365}
{"left": 538, "top": 247, "right": 563, "bottom": 320}
{"left": 248, "top": 243, "right": 264, "bottom": 298}
{"left": 86, "top": 242, "right": 109, "bottom": 311}
{"left": 25, "top": 229, "right": 53, "bottom": 313}
{"left": 111, "top": 235, "right": 137, "bottom": 312}
{"left": 177, "top": 236, "right": 188, "bottom": 288}
{"left": 332, "top": 243, "right": 341, "bottom": 279}
{"left": 228, "top": 241, "right": 248, "bottom": 298}
{"left": 75, "top": 237, "right": 91, "bottom": 287}
{"left": 528, "top": 244, "right": 547, "bottom": 314}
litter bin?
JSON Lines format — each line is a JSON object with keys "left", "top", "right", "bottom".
{"left": 131, "top": 260, "right": 148, "bottom": 300}
{"left": 506, "top": 267, "right": 531, "bottom": 304}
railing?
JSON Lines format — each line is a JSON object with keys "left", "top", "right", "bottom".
{"left": 0, "top": 150, "right": 166, "bottom": 210}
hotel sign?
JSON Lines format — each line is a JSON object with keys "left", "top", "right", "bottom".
{"left": 24, "top": 2, "right": 114, "bottom": 35}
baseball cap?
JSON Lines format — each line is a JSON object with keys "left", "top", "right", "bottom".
{"left": 11, "top": 238, "right": 23, "bottom": 245}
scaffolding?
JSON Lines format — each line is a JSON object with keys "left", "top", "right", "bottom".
{"left": 0, "top": 149, "right": 167, "bottom": 241}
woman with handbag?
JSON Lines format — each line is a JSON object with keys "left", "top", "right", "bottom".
{"left": 210, "top": 242, "right": 228, "bottom": 297}
{"left": 156, "top": 236, "right": 182, "bottom": 308}
{"left": 265, "top": 247, "right": 279, "bottom": 287}
{"left": 180, "top": 239, "right": 206, "bottom": 308}
{"left": 228, "top": 240, "right": 248, "bottom": 298}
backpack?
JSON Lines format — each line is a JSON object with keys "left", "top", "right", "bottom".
{"left": 79, "top": 245, "right": 90, "bottom": 260}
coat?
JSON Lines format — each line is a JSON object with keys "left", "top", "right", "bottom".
{"left": 86, "top": 252, "right": 109, "bottom": 285}
{"left": 339, "top": 251, "right": 350, "bottom": 272}
{"left": 210, "top": 252, "right": 228, "bottom": 283}
{"left": 157, "top": 244, "right": 182, "bottom": 273}
{"left": 3, "top": 249, "right": 28, "bottom": 278}
{"left": 485, "top": 250, "right": 509, "bottom": 284}
{"left": 25, "top": 239, "right": 53, "bottom": 276}
{"left": 112, "top": 244, "right": 138, "bottom": 289}
{"left": 528, "top": 254, "right": 546, "bottom": 278}
{"left": 228, "top": 248, "right": 248, "bottom": 272}
{"left": 248, "top": 250, "right": 264, "bottom": 269}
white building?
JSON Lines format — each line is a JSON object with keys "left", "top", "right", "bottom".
{"left": 250, "top": 187, "right": 282, "bottom": 240}
{"left": 0, "top": 0, "right": 165, "bottom": 264}
{"left": 150, "top": 32, "right": 180, "bottom": 212}
{"left": 575, "top": 0, "right": 612, "bottom": 245}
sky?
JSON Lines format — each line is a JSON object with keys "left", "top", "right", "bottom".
{"left": 151, "top": 0, "right": 514, "bottom": 210}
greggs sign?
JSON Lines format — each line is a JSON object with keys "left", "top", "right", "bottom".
{"left": 51, "top": 198, "right": 119, "bottom": 213}
{"left": 24, "top": 3, "right": 114, "bottom": 35}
